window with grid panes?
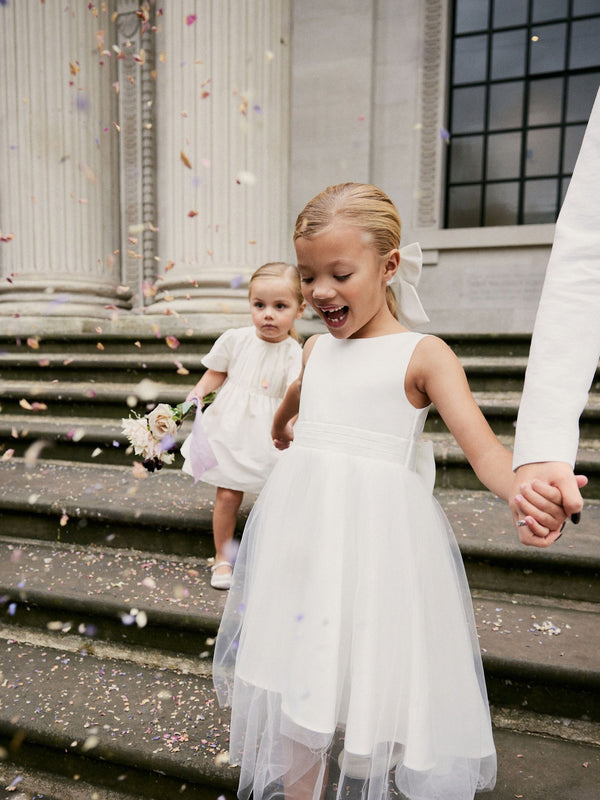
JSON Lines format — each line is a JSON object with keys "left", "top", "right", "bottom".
{"left": 446, "top": 0, "right": 600, "bottom": 228}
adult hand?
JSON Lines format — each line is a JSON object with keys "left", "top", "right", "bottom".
{"left": 510, "top": 462, "right": 588, "bottom": 548}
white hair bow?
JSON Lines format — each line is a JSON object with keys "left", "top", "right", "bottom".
{"left": 386, "top": 242, "right": 430, "bottom": 328}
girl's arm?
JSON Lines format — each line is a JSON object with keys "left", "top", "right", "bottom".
{"left": 272, "top": 335, "right": 319, "bottom": 450}
{"left": 185, "top": 368, "right": 227, "bottom": 403}
{"left": 407, "top": 337, "right": 567, "bottom": 535}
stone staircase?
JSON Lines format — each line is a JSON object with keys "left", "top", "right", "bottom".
{"left": 0, "top": 332, "right": 599, "bottom": 799}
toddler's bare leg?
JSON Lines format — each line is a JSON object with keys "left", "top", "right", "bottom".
{"left": 213, "top": 487, "right": 243, "bottom": 569}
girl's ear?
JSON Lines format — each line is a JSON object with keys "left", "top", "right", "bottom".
{"left": 382, "top": 249, "right": 400, "bottom": 283}
{"left": 296, "top": 300, "right": 307, "bottom": 319}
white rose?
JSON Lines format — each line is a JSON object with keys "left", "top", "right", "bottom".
{"left": 146, "top": 403, "right": 177, "bottom": 439}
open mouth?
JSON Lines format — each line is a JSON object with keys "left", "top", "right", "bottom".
{"left": 320, "top": 305, "right": 348, "bottom": 327}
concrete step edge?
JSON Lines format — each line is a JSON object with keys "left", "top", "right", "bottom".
{"left": 0, "top": 461, "right": 598, "bottom": 565}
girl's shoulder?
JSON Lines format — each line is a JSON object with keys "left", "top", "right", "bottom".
{"left": 409, "top": 333, "right": 465, "bottom": 378}
{"left": 301, "top": 333, "right": 322, "bottom": 364}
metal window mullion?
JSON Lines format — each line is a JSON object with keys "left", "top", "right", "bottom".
{"left": 516, "top": 0, "right": 534, "bottom": 224}
{"left": 479, "top": 0, "right": 494, "bottom": 227}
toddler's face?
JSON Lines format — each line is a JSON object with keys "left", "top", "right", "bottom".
{"left": 249, "top": 277, "right": 304, "bottom": 342}
{"left": 295, "top": 222, "right": 396, "bottom": 339}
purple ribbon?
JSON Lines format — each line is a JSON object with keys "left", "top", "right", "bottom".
{"left": 188, "top": 397, "right": 218, "bottom": 482}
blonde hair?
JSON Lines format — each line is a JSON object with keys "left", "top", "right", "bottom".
{"left": 293, "top": 183, "right": 402, "bottom": 319}
{"left": 248, "top": 262, "right": 304, "bottom": 342}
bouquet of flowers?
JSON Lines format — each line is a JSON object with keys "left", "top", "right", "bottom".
{"left": 121, "top": 400, "right": 195, "bottom": 472}
{"left": 122, "top": 392, "right": 217, "bottom": 475}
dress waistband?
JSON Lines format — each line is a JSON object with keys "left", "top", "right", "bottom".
{"left": 293, "top": 421, "right": 416, "bottom": 465}
{"left": 293, "top": 421, "right": 436, "bottom": 493}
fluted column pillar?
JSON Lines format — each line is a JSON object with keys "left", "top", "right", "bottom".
{"left": 0, "top": 1, "right": 128, "bottom": 321}
{"left": 146, "top": 1, "right": 292, "bottom": 320}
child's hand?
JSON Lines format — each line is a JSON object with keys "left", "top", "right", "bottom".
{"left": 272, "top": 420, "right": 294, "bottom": 450}
{"left": 186, "top": 383, "right": 202, "bottom": 403}
{"left": 511, "top": 479, "right": 568, "bottom": 547}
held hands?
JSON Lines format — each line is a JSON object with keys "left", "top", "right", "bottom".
{"left": 510, "top": 462, "right": 588, "bottom": 548}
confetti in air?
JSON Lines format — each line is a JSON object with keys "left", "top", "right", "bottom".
{"left": 236, "top": 171, "right": 256, "bottom": 186}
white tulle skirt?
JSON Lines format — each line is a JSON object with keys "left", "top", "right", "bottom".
{"left": 213, "top": 424, "right": 496, "bottom": 800}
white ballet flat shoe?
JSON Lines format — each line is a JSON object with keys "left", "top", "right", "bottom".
{"left": 210, "top": 561, "right": 233, "bottom": 590}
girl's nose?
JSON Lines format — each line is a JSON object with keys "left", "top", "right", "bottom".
{"left": 312, "top": 280, "right": 336, "bottom": 300}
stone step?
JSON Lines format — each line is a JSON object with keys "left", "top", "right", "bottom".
{"left": 0, "top": 621, "right": 599, "bottom": 799}
{"left": 0, "top": 536, "right": 226, "bottom": 658}
{"left": 2, "top": 418, "right": 600, "bottom": 502}
{"left": 3, "top": 375, "right": 600, "bottom": 442}
{"left": 0, "top": 413, "right": 194, "bottom": 467}
{"left": 474, "top": 589, "right": 600, "bottom": 720}
{"left": 0, "top": 379, "right": 187, "bottom": 418}
{"left": 0, "top": 459, "right": 240, "bottom": 557}
{"left": 1, "top": 467, "right": 599, "bottom": 721}
{"left": 0, "top": 332, "right": 218, "bottom": 357}
{"left": 430, "top": 433, "right": 600, "bottom": 498}
{"left": 1, "top": 554, "right": 599, "bottom": 724}
{"left": 0, "top": 636, "right": 237, "bottom": 800}
{"left": 0, "top": 351, "right": 208, "bottom": 384}
{"left": 0, "top": 330, "right": 534, "bottom": 358}
{"left": 436, "top": 488, "right": 600, "bottom": 603}
{"left": 1, "top": 460, "right": 599, "bottom": 593}
{"left": 427, "top": 391, "right": 600, "bottom": 439}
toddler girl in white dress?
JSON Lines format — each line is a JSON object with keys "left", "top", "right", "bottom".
{"left": 182, "top": 262, "right": 305, "bottom": 589}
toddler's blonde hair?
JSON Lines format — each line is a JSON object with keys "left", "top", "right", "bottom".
{"left": 293, "top": 183, "right": 402, "bottom": 319}
{"left": 249, "top": 262, "right": 304, "bottom": 342}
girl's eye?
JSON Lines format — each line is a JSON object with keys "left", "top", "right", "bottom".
{"left": 253, "top": 302, "right": 264, "bottom": 308}
{"left": 335, "top": 274, "right": 351, "bottom": 281}
{"left": 277, "top": 303, "right": 288, "bottom": 310}
{"left": 300, "top": 277, "right": 313, "bottom": 285}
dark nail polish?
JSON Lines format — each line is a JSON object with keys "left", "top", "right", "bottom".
{"left": 571, "top": 512, "right": 581, "bottom": 524}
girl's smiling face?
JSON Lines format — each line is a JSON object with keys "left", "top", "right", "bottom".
{"left": 295, "top": 222, "right": 400, "bottom": 339}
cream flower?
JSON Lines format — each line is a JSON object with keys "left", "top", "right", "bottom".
{"left": 121, "top": 416, "right": 153, "bottom": 454}
{"left": 147, "top": 403, "right": 178, "bottom": 439}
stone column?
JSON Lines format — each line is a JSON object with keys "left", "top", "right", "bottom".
{"left": 0, "top": 1, "right": 129, "bottom": 324}
{"left": 145, "top": 0, "right": 292, "bottom": 322}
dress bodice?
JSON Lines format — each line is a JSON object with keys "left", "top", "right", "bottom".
{"left": 298, "top": 332, "right": 430, "bottom": 443}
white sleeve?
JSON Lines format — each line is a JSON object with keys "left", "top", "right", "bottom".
{"left": 201, "top": 327, "right": 238, "bottom": 372}
{"left": 513, "top": 88, "right": 600, "bottom": 469}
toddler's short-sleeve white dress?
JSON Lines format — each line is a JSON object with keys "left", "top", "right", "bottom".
{"left": 181, "top": 326, "right": 302, "bottom": 494}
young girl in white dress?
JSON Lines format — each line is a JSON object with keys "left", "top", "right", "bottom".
{"left": 213, "top": 184, "right": 567, "bottom": 800}
{"left": 181, "top": 262, "right": 305, "bottom": 589}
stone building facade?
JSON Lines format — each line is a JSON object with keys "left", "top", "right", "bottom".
{"left": 0, "top": 1, "right": 597, "bottom": 336}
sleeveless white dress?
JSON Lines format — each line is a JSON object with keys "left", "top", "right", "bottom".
{"left": 213, "top": 332, "right": 496, "bottom": 800}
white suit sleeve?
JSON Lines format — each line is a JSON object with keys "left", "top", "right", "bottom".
{"left": 513, "top": 88, "right": 600, "bottom": 470}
